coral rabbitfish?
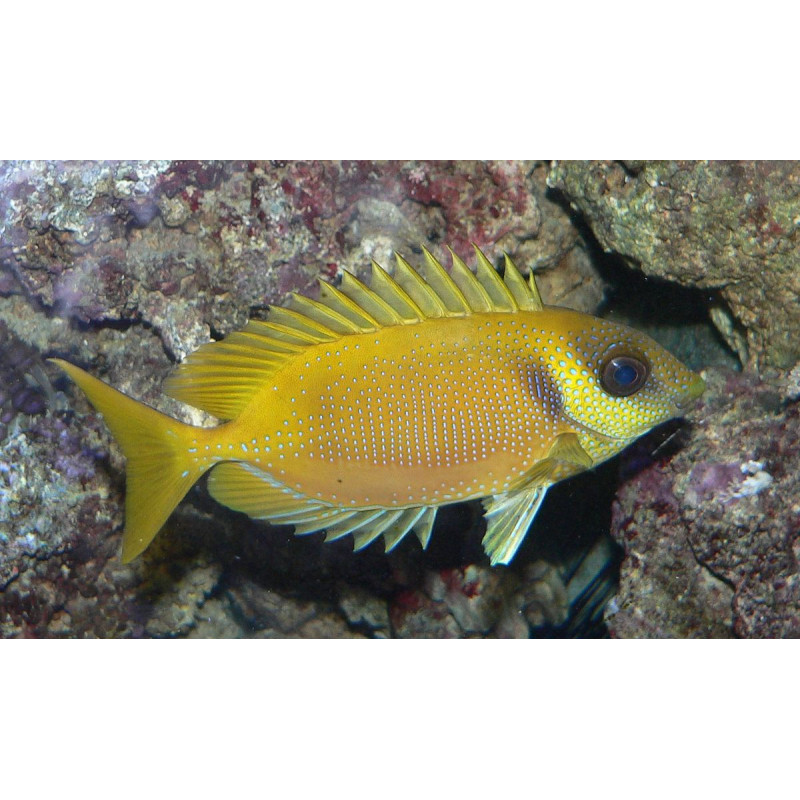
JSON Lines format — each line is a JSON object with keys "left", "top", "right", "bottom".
{"left": 52, "top": 246, "right": 705, "bottom": 565}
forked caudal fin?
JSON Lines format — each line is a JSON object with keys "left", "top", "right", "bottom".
{"left": 50, "top": 359, "right": 208, "bottom": 562}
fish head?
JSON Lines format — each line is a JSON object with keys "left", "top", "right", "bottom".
{"left": 543, "top": 309, "right": 705, "bottom": 443}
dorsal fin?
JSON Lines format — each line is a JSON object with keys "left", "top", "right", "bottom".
{"left": 339, "top": 269, "right": 405, "bottom": 326}
{"left": 286, "top": 293, "right": 364, "bottom": 335}
{"left": 503, "top": 252, "right": 543, "bottom": 311}
{"left": 264, "top": 306, "right": 339, "bottom": 341}
{"left": 164, "top": 245, "right": 546, "bottom": 418}
{"left": 447, "top": 247, "right": 494, "bottom": 312}
{"left": 472, "top": 245, "right": 517, "bottom": 311}
{"left": 417, "top": 246, "right": 471, "bottom": 314}
{"left": 317, "top": 279, "right": 379, "bottom": 330}
{"left": 392, "top": 253, "right": 449, "bottom": 317}
{"left": 162, "top": 329, "right": 293, "bottom": 420}
{"left": 367, "top": 260, "right": 426, "bottom": 322}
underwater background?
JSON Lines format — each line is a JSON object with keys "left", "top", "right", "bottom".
{"left": 1, "top": 159, "right": 798, "bottom": 638}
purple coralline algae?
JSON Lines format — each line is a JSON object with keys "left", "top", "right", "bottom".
{"left": 1, "top": 159, "right": 795, "bottom": 637}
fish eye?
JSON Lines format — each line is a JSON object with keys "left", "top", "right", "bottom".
{"left": 599, "top": 353, "right": 649, "bottom": 397}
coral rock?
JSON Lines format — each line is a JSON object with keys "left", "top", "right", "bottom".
{"left": 548, "top": 160, "right": 800, "bottom": 368}
{"left": 608, "top": 367, "right": 800, "bottom": 638}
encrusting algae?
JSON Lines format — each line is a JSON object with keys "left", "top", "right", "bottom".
{"left": 51, "top": 246, "right": 705, "bottom": 565}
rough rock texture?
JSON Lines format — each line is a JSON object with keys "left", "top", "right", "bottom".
{"left": 3, "top": 159, "right": 617, "bottom": 638}
{"left": 548, "top": 160, "right": 800, "bottom": 369}
{"left": 0, "top": 320, "right": 49, "bottom": 442}
{"left": 6, "top": 159, "right": 777, "bottom": 639}
{"left": 0, "top": 160, "right": 586, "bottom": 352}
{"left": 608, "top": 366, "right": 800, "bottom": 638}
{"left": 0, "top": 161, "right": 598, "bottom": 383}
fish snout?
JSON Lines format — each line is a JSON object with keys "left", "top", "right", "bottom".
{"left": 673, "top": 372, "right": 706, "bottom": 411}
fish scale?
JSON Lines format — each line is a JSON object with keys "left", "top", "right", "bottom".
{"left": 51, "top": 245, "right": 705, "bottom": 565}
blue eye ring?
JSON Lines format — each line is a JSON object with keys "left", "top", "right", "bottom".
{"left": 600, "top": 353, "right": 649, "bottom": 397}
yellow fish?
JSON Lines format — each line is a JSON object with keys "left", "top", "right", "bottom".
{"left": 51, "top": 246, "right": 705, "bottom": 565}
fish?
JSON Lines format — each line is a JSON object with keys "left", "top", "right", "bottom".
{"left": 50, "top": 246, "right": 705, "bottom": 565}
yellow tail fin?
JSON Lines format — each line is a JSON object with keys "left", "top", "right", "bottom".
{"left": 50, "top": 359, "right": 209, "bottom": 562}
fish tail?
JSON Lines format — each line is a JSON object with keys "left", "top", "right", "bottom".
{"left": 50, "top": 359, "right": 209, "bottom": 562}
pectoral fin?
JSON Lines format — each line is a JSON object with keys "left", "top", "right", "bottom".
{"left": 548, "top": 431, "right": 593, "bottom": 468}
{"left": 509, "top": 431, "right": 593, "bottom": 490}
{"left": 482, "top": 433, "right": 592, "bottom": 565}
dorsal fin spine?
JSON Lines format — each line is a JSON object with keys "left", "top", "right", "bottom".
{"left": 394, "top": 253, "right": 448, "bottom": 317}
{"left": 317, "top": 279, "right": 379, "bottom": 330}
{"left": 287, "top": 293, "right": 363, "bottom": 335}
{"left": 447, "top": 247, "right": 494, "bottom": 312}
{"left": 369, "top": 260, "right": 425, "bottom": 322}
{"left": 526, "top": 269, "right": 544, "bottom": 310}
{"left": 264, "top": 306, "right": 338, "bottom": 340}
{"left": 339, "top": 270, "right": 404, "bottom": 326}
{"left": 472, "top": 244, "right": 517, "bottom": 311}
{"left": 419, "top": 246, "right": 471, "bottom": 314}
{"left": 502, "top": 252, "right": 542, "bottom": 311}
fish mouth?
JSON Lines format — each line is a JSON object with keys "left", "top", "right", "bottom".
{"left": 673, "top": 372, "right": 706, "bottom": 411}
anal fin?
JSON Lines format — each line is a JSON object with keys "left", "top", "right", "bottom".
{"left": 208, "top": 462, "right": 328, "bottom": 519}
{"left": 383, "top": 507, "right": 429, "bottom": 552}
{"left": 208, "top": 463, "right": 437, "bottom": 554}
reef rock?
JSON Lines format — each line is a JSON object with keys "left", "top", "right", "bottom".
{"left": 548, "top": 160, "right": 800, "bottom": 369}
{"left": 608, "top": 366, "right": 800, "bottom": 638}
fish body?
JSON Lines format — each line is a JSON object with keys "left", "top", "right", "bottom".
{"left": 52, "top": 246, "right": 704, "bottom": 564}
